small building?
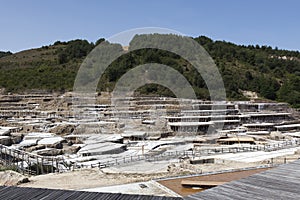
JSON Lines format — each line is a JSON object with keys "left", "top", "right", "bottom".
{"left": 168, "top": 122, "right": 214, "bottom": 133}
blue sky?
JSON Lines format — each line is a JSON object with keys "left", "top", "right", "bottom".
{"left": 0, "top": 0, "right": 299, "bottom": 52}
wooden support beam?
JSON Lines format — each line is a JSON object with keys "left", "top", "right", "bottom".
{"left": 181, "top": 180, "right": 227, "bottom": 187}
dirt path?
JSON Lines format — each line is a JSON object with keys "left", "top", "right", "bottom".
{"left": 20, "top": 169, "right": 175, "bottom": 190}
{"left": 18, "top": 154, "right": 300, "bottom": 191}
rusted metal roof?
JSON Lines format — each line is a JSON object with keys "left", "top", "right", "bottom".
{"left": 0, "top": 186, "right": 183, "bottom": 200}
{"left": 186, "top": 159, "right": 300, "bottom": 200}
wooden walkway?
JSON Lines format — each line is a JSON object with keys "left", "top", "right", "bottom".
{"left": 0, "top": 144, "right": 67, "bottom": 175}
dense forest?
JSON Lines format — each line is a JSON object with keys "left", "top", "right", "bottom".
{"left": 0, "top": 35, "right": 299, "bottom": 107}
{"left": 0, "top": 51, "right": 12, "bottom": 58}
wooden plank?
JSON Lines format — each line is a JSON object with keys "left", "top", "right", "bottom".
{"left": 181, "top": 180, "right": 227, "bottom": 187}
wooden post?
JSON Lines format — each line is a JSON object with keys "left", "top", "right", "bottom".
{"left": 12, "top": 150, "right": 15, "bottom": 167}
{"left": 52, "top": 158, "right": 54, "bottom": 173}
{"left": 41, "top": 158, "right": 44, "bottom": 174}
{"left": 8, "top": 149, "right": 12, "bottom": 166}
{"left": 56, "top": 158, "right": 59, "bottom": 173}
{"left": 36, "top": 157, "right": 39, "bottom": 175}
{"left": 0, "top": 145, "right": 2, "bottom": 165}
{"left": 22, "top": 153, "right": 24, "bottom": 175}
{"left": 5, "top": 148, "right": 7, "bottom": 165}
{"left": 27, "top": 155, "right": 30, "bottom": 175}
{"left": 271, "top": 158, "right": 273, "bottom": 165}
{"left": 16, "top": 151, "right": 20, "bottom": 171}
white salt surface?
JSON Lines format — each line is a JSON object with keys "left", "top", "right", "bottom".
{"left": 82, "top": 180, "right": 179, "bottom": 197}
{"left": 201, "top": 147, "right": 300, "bottom": 162}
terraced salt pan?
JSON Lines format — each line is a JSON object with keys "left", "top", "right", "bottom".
{"left": 200, "top": 147, "right": 300, "bottom": 162}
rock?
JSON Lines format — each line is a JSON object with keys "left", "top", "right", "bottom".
{"left": 295, "top": 149, "right": 300, "bottom": 154}
{"left": 11, "top": 135, "right": 23, "bottom": 144}
{"left": 269, "top": 131, "right": 285, "bottom": 140}
{"left": 67, "top": 141, "right": 73, "bottom": 146}
{"left": 48, "top": 142, "right": 63, "bottom": 149}
{"left": 35, "top": 148, "right": 63, "bottom": 156}
{"left": 0, "top": 170, "right": 29, "bottom": 186}
{"left": 19, "top": 177, "right": 29, "bottom": 183}
{"left": 0, "top": 136, "right": 12, "bottom": 146}
{"left": 49, "top": 124, "right": 76, "bottom": 136}
{"left": 26, "top": 144, "right": 46, "bottom": 152}
{"left": 62, "top": 145, "right": 81, "bottom": 154}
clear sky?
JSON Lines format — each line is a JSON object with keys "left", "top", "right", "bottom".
{"left": 0, "top": 0, "right": 299, "bottom": 52}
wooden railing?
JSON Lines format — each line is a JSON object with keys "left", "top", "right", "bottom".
{"left": 0, "top": 144, "right": 67, "bottom": 175}
{"left": 0, "top": 139, "right": 299, "bottom": 175}
{"left": 70, "top": 139, "right": 300, "bottom": 170}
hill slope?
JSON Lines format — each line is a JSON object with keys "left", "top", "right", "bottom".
{"left": 0, "top": 36, "right": 299, "bottom": 107}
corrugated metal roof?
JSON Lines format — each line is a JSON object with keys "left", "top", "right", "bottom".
{"left": 0, "top": 186, "right": 183, "bottom": 200}
{"left": 186, "top": 159, "right": 300, "bottom": 200}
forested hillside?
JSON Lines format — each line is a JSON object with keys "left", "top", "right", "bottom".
{"left": 0, "top": 35, "right": 299, "bottom": 107}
